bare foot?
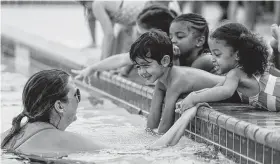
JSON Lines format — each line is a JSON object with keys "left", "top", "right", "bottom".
{"left": 271, "top": 24, "right": 280, "bottom": 51}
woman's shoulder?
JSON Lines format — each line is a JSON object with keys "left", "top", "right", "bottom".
{"left": 34, "top": 130, "right": 105, "bottom": 151}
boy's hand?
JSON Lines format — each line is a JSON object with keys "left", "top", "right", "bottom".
{"left": 71, "top": 66, "right": 94, "bottom": 84}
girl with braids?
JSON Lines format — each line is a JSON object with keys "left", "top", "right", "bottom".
{"left": 1, "top": 69, "right": 104, "bottom": 156}
{"left": 176, "top": 23, "right": 280, "bottom": 113}
{"left": 169, "top": 13, "right": 215, "bottom": 73}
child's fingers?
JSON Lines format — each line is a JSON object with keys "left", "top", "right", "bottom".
{"left": 74, "top": 74, "right": 83, "bottom": 80}
{"left": 71, "top": 69, "right": 80, "bottom": 74}
{"left": 175, "top": 108, "right": 181, "bottom": 113}
{"left": 175, "top": 101, "right": 182, "bottom": 110}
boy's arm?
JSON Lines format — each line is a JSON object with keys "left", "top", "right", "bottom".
{"left": 147, "top": 82, "right": 166, "bottom": 130}
{"left": 191, "top": 69, "right": 240, "bottom": 105}
{"left": 71, "top": 53, "right": 132, "bottom": 80}
{"left": 88, "top": 52, "right": 132, "bottom": 71}
{"left": 157, "top": 88, "right": 181, "bottom": 134}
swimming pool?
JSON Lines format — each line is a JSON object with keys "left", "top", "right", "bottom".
{"left": 1, "top": 54, "right": 236, "bottom": 164}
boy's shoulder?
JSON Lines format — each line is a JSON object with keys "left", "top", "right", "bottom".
{"left": 166, "top": 67, "right": 190, "bottom": 92}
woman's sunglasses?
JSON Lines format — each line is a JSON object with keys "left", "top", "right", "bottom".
{"left": 74, "top": 88, "right": 81, "bottom": 103}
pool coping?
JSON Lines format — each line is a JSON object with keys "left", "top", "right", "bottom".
{"left": 2, "top": 25, "right": 280, "bottom": 164}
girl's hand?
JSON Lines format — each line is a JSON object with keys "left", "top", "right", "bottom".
{"left": 175, "top": 93, "right": 196, "bottom": 114}
{"left": 71, "top": 67, "right": 95, "bottom": 84}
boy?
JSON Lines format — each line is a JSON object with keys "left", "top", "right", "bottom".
{"left": 129, "top": 30, "right": 227, "bottom": 133}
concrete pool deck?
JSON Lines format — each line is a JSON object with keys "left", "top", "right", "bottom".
{"left": 1, "top": 3, "right": 280, "bottom": 164}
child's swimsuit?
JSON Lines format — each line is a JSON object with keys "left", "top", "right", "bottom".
{"left": 237, "top": 73, "right": 280, "bottom": 111}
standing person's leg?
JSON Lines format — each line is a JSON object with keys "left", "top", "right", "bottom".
{"left": 219, "top": 1, "right": 229, "bottom": 21}
{"left": 191, "top": 1, "right": 203, "bottom": 14}
{"left": 117, "top": 26, "right": 134, "bottom": 77}
{"left": 228, "top": 1, "right": 238, "bottom": 22}
{"left": 86, "top": 4, "right": 97, "bottom": 47}
{"left": 274, "top": 1, "right": 280, "bottom": 25}
{"left": 243, "top": 1, "right": 258, "bottom": 31}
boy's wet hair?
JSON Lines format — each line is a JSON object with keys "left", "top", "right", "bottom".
{"left": 137, "top": 5, "right": 175, "bottom": 35}
{"left": 130, "top": 30, "right": 173, "bottom": 66}
{"left": 172, "top": 13, "right": 209, "bottom": 51}
{"left": 210, "top": 23, "right": 268, "bottom": 76}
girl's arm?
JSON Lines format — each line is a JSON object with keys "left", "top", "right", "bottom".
{"left": 192, "top": 69, "right": 240, "bottom": 104}
{"left": 178, "top": 69, "right": 240, "bottom": 112}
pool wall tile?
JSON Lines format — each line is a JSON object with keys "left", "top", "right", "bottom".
{"left": 225, "top": 117, "right": 239, "bottom": 133}
{"left": 254, "top": 128, "right": 272, "bottom": 145}
{"left": 272, "top": 149, "right": 280, "bottom": 164}
{"left": 255, "top": 143, "right": 264, "bottom": 163}
{"left": 264, "top": 146, "right": 272, "bottom": 164}
{"left": 196, "top": 107, "right": 212, "bottom": 120}
{"left": 220, "top": 128, "right": 227, "bottom": 155}
{"left": 245, "top": 124, "right": 259, "bottom": 141}
{"left": 226, "top": 130, "right": 234, "bottom": 160}
{"left": 208, "top": 111, "right": 222, "bottom": 125}
{"left": 235, "top": 121, "right": 250, "bottom": 137}
{"left": 234, "top": 134, "right": 241, "bottom": 163}
{"left": 266, "top": 132, "right": 280, "bottom": 150}
{"left": 217, "top": 114, "right": 231, "bottom": 129}
{"left": 213, "top": 124, "right": 220, "bottom": 144}
{"left": 248, "top": 139, "right": 256, "bottom": 162}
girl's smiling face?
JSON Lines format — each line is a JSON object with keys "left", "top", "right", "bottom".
{"left": 208, "top": 38, "right": 239, "bottom": 75}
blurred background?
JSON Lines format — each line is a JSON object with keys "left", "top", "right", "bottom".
{"left": 2, "top": 0, "right": 279, "bottom": 50}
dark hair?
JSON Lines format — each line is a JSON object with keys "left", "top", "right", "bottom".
{"left": 172, "top": 13, "right": 209, "bottom": 51}
{"left": 1, "top": 69, "right": 70, "bottom": 149}
{"left": 130, "top": 30, "right": 173, "bottom": 66}
{"left": 210, "top": 23, "right": 269, "bottom": 76}
{"left": 137, "top": 5, "right": 175, "bottom": 35}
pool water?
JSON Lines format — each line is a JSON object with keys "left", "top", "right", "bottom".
{"left": 0, "top": 55, "right": 236, "bottom": 164}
